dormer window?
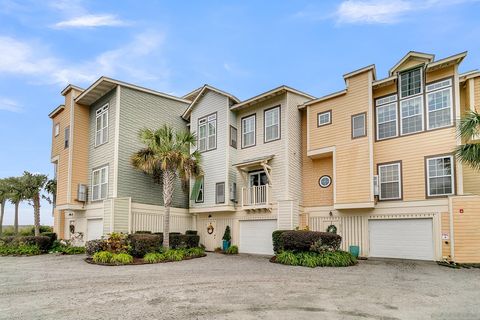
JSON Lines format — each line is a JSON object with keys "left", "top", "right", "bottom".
{"left": 399, "top": 67, "right": 424, "bottom": 135}
{"left": 399, "top": 67, "right": 423, "bottom": 99}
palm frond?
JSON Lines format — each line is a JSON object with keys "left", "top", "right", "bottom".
{"left": 457, "top": 111, "right": 480, "bottom": 140}
{"left": 455, "top": 143, "right": 480, "bottom": 171}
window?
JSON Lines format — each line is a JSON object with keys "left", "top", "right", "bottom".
{"left": 216, "top": 182, "right": 225, "bottom": 204}
{"left": 318, "top": 175, "right": 331, "bottom": 188}
{"left": 191, "top": 177, "right": 204, "bottom": 203}
{"left": 426, "top": 79, "right": 453, "bottom": 130}
{"left": 427, "top": 156, "right": 454, "bottom": 197}
{"left": 376, "top": 100, "right": 398, "bottom": 140}
{"left": 400, "top": 96, "right": 423, "bottom": 135}
{"left": 92, "top": 166, "right": 108, "bottom": 201}
{"left": 95, "top": 104, "right": 109, "bottom": 147}
{"left": 264, "top": 106, "right": 280, "bottom": 142}
{"left": 400, "top": 68, "right": 422, "bottom": 98}
{"left": 54, "top": 123, "right": 60, "bottom": 137}
{"left": 242, "top": 114, "right": 256, "bottom": 148}
{"left": 378, "top": 162, "right": 402, "bottom": 200}
{"left": 230, "top": 126, "right": 237, "bottom": 149}
{"left": 198, "top": 113, "right": 216, "bottom": 152}
{"left": 352, "top": 113, "right": 366, "bottom": 138}
{"left": 317, "top": 111, "right": 331, "bottom": 127}
{"left": 64, "top": 126, "right": 70, "bottom": 149}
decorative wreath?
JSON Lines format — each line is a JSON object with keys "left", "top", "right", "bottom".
{"left": 207, "top": 224, "right": 214, "bottom": 235}
{"left": 326, "top": 224, "right": 337, "bottom": 234}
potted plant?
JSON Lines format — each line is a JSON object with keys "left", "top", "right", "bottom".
{"left": 222, "top": 226, "right": 231, "bottom": 251}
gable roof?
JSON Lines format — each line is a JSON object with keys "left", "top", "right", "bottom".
{"left": 181, "top": 84, "right": 240, "bottom": 120}
{"left": 75, "top": 76, "right": 190, "bottom": 106}
{"left": 389, "top": 51, "right": 435, "bottom": 76}
{"left": 60, "top": 84, "right": 84, "bottom": 96}
{"left": 182, "top": 86, "right": 203, "bottom": 101}
{"left": 230, "top": 85, "right": 315, "bottom": 111}
{"left": 48, "top": 104, "right": 65, "bottom": 118}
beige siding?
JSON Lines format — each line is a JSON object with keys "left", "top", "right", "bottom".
{"left": 426, "top": 66, "right": 455, "bottom": 83}
{"left": 475, "top": 78, "right": 480, "bottom": 111}
{"left": 441, "top": 212, "right": 451, "bottom": 259}
{"left": 71, "top": 102, "right": 89, "bottom": 203}
{"left": 373, "top": 83, "right": 396, "bottom": 99}
{"left": 463, "top": 165, "right": 480, "bottom": 195}
{"left": 451, "top": 196, "right": 480, "bottom": 263}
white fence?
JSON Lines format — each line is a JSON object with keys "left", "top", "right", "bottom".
{"left": 130, "top": 203, "right": 193, "bottom": 233}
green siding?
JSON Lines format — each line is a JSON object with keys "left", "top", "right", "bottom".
{"left": 117, "top": 87, "right": 189, "bottom": 208}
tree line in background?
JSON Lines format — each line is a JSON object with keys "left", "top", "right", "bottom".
{"left": 0, "top": 172, "right": 55, "bottom": 237}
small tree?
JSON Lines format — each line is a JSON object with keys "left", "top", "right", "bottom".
{"left": 0, "top": 179, "right": 8, "bottom": 236}
{"left": 455, "top": 111, "right": 480, "bottom": 170}
{"left": 22, "top": 171, "right": 48, "bottom": 236}
{"left": 222, "top": 226, "right": 231, "bottom": 242}
{"left": 131, "top": 125, "right": 201, "bottom": 248}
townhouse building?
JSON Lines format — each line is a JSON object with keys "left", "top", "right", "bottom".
{"left": 49, "top": 51, "right": 480, "bottom": 262}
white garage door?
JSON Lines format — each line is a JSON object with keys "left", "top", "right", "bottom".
{"left": 87, "top": 219, "right": 104, "bottom": 241}
{"left": 239, "top": 220, "right": 277, "bottom": 255}
{"left": 369, "top": 219, "right": 434, "bottom": 260}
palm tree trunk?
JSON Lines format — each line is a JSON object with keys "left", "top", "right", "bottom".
{"left": 0, "top": 200, "right": 5, "bottom": 236}
{"left": 14, "top": 202, "right": 19, "bottom": 234}
{"left": 162, "top": 169, "right": 176, "bottom": 248}
{"left": 34, "top": 193, "right": 41, "bottom": 236}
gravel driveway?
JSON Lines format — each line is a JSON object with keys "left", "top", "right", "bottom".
{"left": 0, "top": 253, "right": 479, "bottom": 320}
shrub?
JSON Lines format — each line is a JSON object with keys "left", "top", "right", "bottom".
{"left": 105, "top": 233, "right": 129, "bottom": 254}
{"left": 185, "top": 235, "right": 200, "bottom": 248}
{"left": 41, "top": 232, "right": 57, "bottom": 248}
{"left": 16, "top": 244, "right": 41, "bottom": 255}
{"left": 135, "top": 231, "right": 152, "bottom": 234}
{"left": 163, "top": 249, "right": 184, "bottom": 261}
{"left": 63, "top": 246, "right": 86, "bottom": 255}
{"left": 222, "top": 226, "right": 231, "bottom": 242}
{"left": 169, "top": 234, "right": 199, "bottom": 249}
{"left": 281, "top": 231, "right": 341, "bottom": 253}
{"left": 315, "top": 251, "right": 357, "bottom": 267}
{"left": 19, "top": 236, "right": 51, "bottom": 253}
{"left": 111, "top": 253, "right": 134, "bottom": 265}
{"left": 185, "top": 230, "right": 197, "bottom": 235}
{"left": 310, "top": 239, "right": 336, "bottom": 254}
{"left": 185, "top": 247, "right": 205, "bottom": 257}
{"left": 128, "top": 234, "right": 162, "bottom": 257}
{"left": 19, "top": 225, "right": 53, "bottom": 236}
{"left": 92, "top": 251, "right": 113, "bottom": 264}
{"left": 225, "top": 245, "right": 238, "bottom": 255}
{"left": 85, "top": 239, "right": 107, "bottom": 256}
{"left": 297, "top": 252, "right": 318, "bottom": 268}
{"left": 144, "top": 252, "right": 166, "bottom": 263}
{"left": 276, "top": 251, "right": 299, "bottom": 265}
{"left": 272, "top": 230, "right": 291, "bottom": 253}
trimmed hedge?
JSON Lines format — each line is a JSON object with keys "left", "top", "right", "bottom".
{"left": 272, "top": 230, "right": 291, "bottom": 253}
{"left": 41, "top": 232, "right": 57, "bottom": 248}
{"left": 185, "top": 230, "right": 197, "bottom": 235}
{"left": 128, "top": 234, "right": 162, "bottom": 257}
{"left": 169, "top": 234, "right": 200, "bottom": 249}
{"left": 135, "top": 231, "right": 152, "bottom": 234}
{"left": 85, "top": 239, "right": 107, "bottom": 256}
{"left": 275, "top": 250, "right": 356, "bottom": 268}
{"left": 0, "top": 235, "right": 51, "bottom": 254}
{"left": 280, "top": 231, "right": 342, "bottom": 253}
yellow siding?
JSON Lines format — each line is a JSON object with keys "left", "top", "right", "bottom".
{"left": 475, "top": 78, "right": 480, "bottom": 112}
{"left": 426, "top": 66, "right": 455, "bottom": 83}
{"left": 53, "top": 209, "right": 65, "bottom": 239}
{"left": 463, "top": 165, "right": 480, "bottom": 195}
{"left": 441, "top": 212, "right": 451, "bottom": 259}
{"left": 307, "top": 71, "right": 372, "bottom": 205}
{"left": 71, "top": 102, "right": 89, "bottom": 204}
{"left": 373, "top": 83, "right": 396, "bottom": 99}
{"left": 451, "top": 196, "right": 480, "bottom": 263}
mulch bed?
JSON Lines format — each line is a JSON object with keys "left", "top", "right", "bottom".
{"left": 437, "top": 261, "right": 480, "bottom": 269}
{"left": 84, "top": 254, "right": 207, "bottom": 266}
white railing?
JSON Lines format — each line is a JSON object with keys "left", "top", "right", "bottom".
{"left": 242, "top": 184, "right": 272, "bottom": 208}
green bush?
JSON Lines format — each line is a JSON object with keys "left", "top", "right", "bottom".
{"left": 185, "top": 247, "right": 205, "bottom": 257}
{"left": 276, "top": 251, "right": 299, "bottom": 265}
{"left": 281, "top": 231, "right": 342, "bottom": 253}
{"left": 225, "top": 245, "right": 238, "bottom": 255}
{"left": 111, "top": 253, "right": 134, "bottom": 265}
{"left": 19, "top": 226, "right": 53, "bottom": 236}
{"left": 0, "top": 236, "right": 51, "bottom": 253}
{"left": 169, "top": 234, "right": 199, "bottom": 249}
{"left": 92, "top": 251, "right": 114, "bottom": 264}
{"left": 85, "top": 239, "right": 107, "bottom": 256}
{"left": 63, "top": 246, "right": 86, "bottom": 255}
{"left": 163, "top": 249, "right": 184, "bottom": 261}
{"left": 16, "top": 244, "right": 41, "bottom": 255}
{"left": 185, "top": 230, "right": 197, "bottom": 235}
{"left": 222, "top": 226, "right": 231, "bottom": 242}
{"left": 41, "top": 232, "right": 57, "bottom": 248}
{"left": 316, "top": 251, "right": 357, "bottom": 267}
{"left": 272, "top": 230, "right": 291, "bottom": 253}
{"left": 105, "top": 233, "right": 129, "bottom": 254}
{"left": 275, "top": 251, "right": 356, "bottom": 268}
{"left": 128, "top": 234, "right": 162, "bottom": 257}
{"left": 135, "top": 231, "right": 152, "bottom": 234}
{"left": 297, "top": 252, "right": 318, "bottom": 268}
{"left": 144, "top": 252, "right": 166, "bottom": 263}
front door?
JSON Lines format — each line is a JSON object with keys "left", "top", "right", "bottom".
{"left": 204, "top": 220, "right": 217, "bottom": 251}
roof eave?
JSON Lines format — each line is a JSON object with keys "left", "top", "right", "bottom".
{"left": 48, "top": 104, "right": 65, "bottom": 118}
{"left": 298, "top": 89, "right": 347, "bottom": 109}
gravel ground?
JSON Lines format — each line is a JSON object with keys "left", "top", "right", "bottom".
{"left": 0, "top": 253, "right": 479, "bottom": 320}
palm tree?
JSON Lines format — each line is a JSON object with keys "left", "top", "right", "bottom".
{"left": 455, "top": 111, "right": 480, "bottom": 170}
{"left": 22, "top": 172, "right": 48, "bottom": 236}
{"left": 0, "top": 179, "right": 9, "bottom": 236}
{"left": 6, "top": 176, "right": 26, "bottom": 235}
{"left": 44, "top": 179, "right": 57, "bottom": 216}
{"left": 131, "top": 125, "right": 201, "bottom": 248}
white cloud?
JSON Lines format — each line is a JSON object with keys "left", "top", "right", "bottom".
{"left": 0, "top": 97, "right": 22, "bottom": 112}
{"left": 0, "top": 31, "right": 168, "bottom": 86}
{"left": 53, "top": 14, "right": 128, "bottom": 29}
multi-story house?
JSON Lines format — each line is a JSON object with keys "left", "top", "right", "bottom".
{"left": 182, "top": 85, "right": 313, "bottom": 253}
{"left": 50, "top": 77, "right": 193, "bottom": 242}
{"left": 300, "top": 51, "right": 480, "bottom": 263}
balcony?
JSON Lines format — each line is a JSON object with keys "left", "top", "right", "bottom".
{"left": 241, "top": 184, "right": 272, "bottom": 210}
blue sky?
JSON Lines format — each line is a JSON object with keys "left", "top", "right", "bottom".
{"left": 1, "top": 0, "right": 479, "bottom": 226}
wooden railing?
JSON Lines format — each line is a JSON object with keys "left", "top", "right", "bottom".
{"left": 241, "top": 184, "right": 272, "bottom": 208}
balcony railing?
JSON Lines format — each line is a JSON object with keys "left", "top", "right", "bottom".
{"left": 241, "top": 184, "right": 272, "bottom": 209}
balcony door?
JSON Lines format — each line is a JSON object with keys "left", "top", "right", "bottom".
{"left": 249, "top": 171, "right": 268, "bottom": 187}
{"left": 248, "top": 171, "right": 268, "bottom": 205}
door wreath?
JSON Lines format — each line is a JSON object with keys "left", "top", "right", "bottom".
{"left": 326, "top": 224, "right": 337, "bottom": 234}
{"left": 207, "top": 223, "right": 214, "bottom": 235}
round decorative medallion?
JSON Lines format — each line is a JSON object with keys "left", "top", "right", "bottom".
{"left": 326, "top": 224, "right": 337, "bottom": 234}
{"left": 319, "top": 175, "right": 332, "bottom": 188}
{"left": 207, "top": 223, "right": 214, "bottom": 235}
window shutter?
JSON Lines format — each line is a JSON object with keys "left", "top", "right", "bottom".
{"left": 190, "top": 179, "right": 202, "bottom": 200}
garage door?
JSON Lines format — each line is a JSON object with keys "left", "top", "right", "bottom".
{"left": 87, "top": 219, "right": 104, "bottom": 241}
{"left": 369, "top": 219, "right": 434, "bottom": 260}
{"left": 239, "top": 220, "right": 277, "bottom": 255}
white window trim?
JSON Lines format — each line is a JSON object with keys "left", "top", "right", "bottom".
{"left": 54, "top": 123, "right": 60, "bottom": 137}
{"left": 216, "top": 182, "right": 225, "bottom": 204}
{"left": 399, "top": 67, "right": 423, "bottom": 99}
{"left": 91, "top": 166, "right": 108, "bottom": 201}
{"left": 242, "top": 115, "right": 256, "bottom": 148}
{"left": 198, "top": 113, "right": 216, "bottom": 152}
{"left": 400, "top": 96, "right": 424, "bottom": 136}
{"left": 426, "top": 86, "right": 454, "bottom": 130}
{"left": 264, "top": 106, "right": 280, "bottom": 142}
{"left": 195, "top": 177, "right": 204, "bottom": 203}
{"left": 376, "top": 102, "right": 398, "bottom": 140}
{"left": 95, "top": 104, "right": 109, "bottom": 147}
{"left": 426, "top": 155, "right": 455, "bottom": 197}
{"left": 317, "top": 111, "right": 331, "bottom": 127}
{"left": 426, "top": 79, "right": 452, "bottom": 92}
{"left": 378, "top": 162, "right": 402, "bottom": 200}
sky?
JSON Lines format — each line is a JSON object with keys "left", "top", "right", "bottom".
{"left": 1, "top": 0, "right": 479, "bottom": 226}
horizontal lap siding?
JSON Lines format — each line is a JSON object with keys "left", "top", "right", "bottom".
{"left": 452, "top": 196, "right": 480, "bottom": 263}
{"left": 463, "top": 165, "right": 480, "bottom": 195}
{"left": 118, "top": 87, "right": 189, "bottom": 208}
{"left": 475, "top": 78, "right": 480, "bottom": 111}
{"left": 113, "top": 197, "right": 130, "bottom": 233}
{"left": 71, "top": 102, "right": 89, "bottom": 204}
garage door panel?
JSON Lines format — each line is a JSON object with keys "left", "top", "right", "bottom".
{"left": 239, "top": 220, "right": 277, "bottom": 255}
{"left": 87, "top": 219, "right": 104, "bottom": 241}
{"left": 369, "top": 219, "right": 434, "bottom": 261}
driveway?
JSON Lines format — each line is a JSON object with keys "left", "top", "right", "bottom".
{"left": 0, "top": 253, "right": 479, "bottom": 320}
